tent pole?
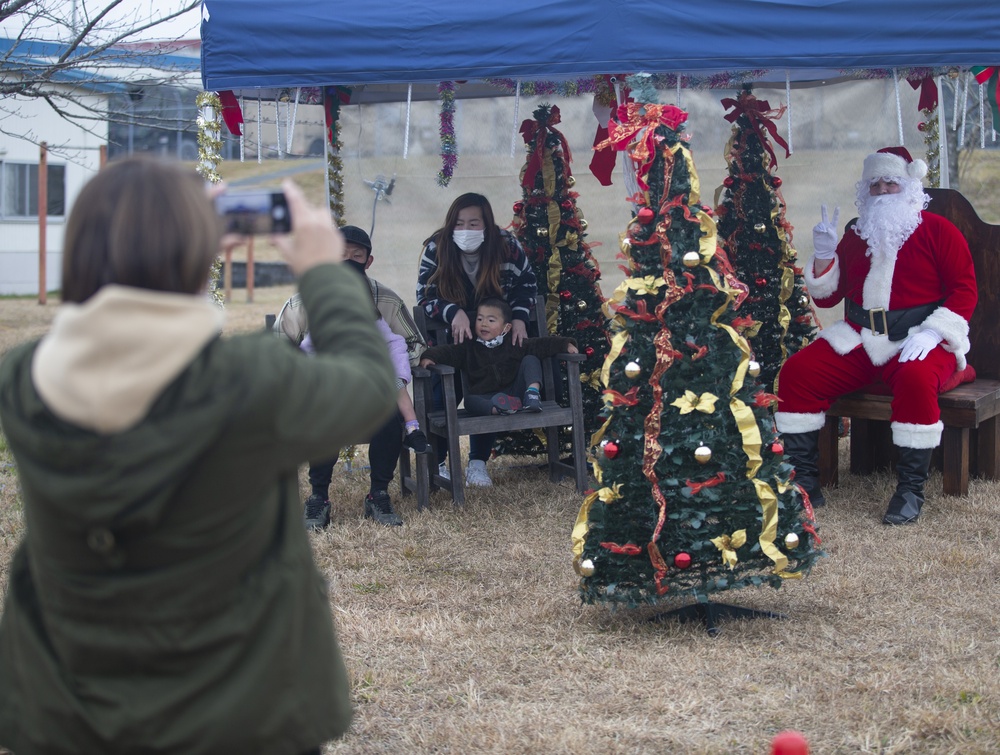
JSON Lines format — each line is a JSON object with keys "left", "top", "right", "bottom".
{"left": 937, "top": 76, "right": 950, "bottom": 189}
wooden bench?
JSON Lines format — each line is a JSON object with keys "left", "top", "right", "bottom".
{"left": 399, "top": 295, "right": 588, "bottom": 508}
{"left": 818, "top": 188, "right": 1000, "bottom": 496}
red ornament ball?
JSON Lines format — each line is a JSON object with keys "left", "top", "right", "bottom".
{"left": 723, "top": 176, "right": 735, "bottom": 188}
{"left": 637, "top": 207, "right": 655, "bottom": 224}
{"left": 561, "top": 199, "right": 573, "bottom": 210}
{"left": 755, "top": 276, "right": 769, "bottom": 288}
{"left": 513, "top": 201, "right": 524, "bottom": 213}
{"left": 603, "top": 441, "right": 620, "bottom": 460}
{"left": 772, "top": 176, "right": 782, "bottom": 188}
{"left": 771, "top": 730, "right": 810, "bottom": 755}
{"left": 559, "top": 290, "right": 572, "bottom": 301}
{"left": 771, "top": 442, "right": 784, "bottom": 454}
{"left": 917, "top": 121, "right": 927, "bottom": 132}
{"left": 585, "top": 346, "right": 595, "bottom": 357}
{"left": 674, "top": 552, "right": 692, "bottom": 569}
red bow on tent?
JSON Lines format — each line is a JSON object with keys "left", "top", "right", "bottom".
{"left": 972, "top": 67, "right": 1000, "bottom": 131}
{"left": 323, "top": 86, "right": 353, "bottom": 146}
{"left": 217, "top": 91, "right": 244, "bottom": 136}
{"left": 721, "top": 93, "right": 789, "bottom": 169}
{"left": 907, "top": 75, "right": 938, "bottom": 112}
{"left": 519, "top": 105, "right": 572, "bottom": 189}
{"left": 595, "top": 102, "right": 687, "bottom": 190}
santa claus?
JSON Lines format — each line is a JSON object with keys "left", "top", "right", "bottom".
{"left": 775, "top": 146, "right": 978, "bottom": 525}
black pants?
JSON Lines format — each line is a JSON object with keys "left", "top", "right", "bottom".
{"left": 464, "top": 355, "right": 542, "bottom": 416}
{"left": 309, "top": 410, "right": 403, "bottom": 494}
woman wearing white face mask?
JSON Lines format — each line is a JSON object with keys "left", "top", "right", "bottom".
{"left": 416, "top": 192, "right": 538, "bottom": 487}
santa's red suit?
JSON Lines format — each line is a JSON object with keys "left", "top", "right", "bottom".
{"left": 776, "top": 210, "right": 977, "bottom": 449}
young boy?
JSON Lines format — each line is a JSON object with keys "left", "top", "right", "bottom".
{"left": 419, "top": 298, "right": 578, "bottom": 417}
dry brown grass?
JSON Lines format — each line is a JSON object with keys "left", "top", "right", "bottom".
{"left": 1, "top": 302, "right": 999, "bottom": 754}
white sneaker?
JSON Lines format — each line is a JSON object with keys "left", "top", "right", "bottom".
{"left": 465, "top": 459, "right": 492, "bottom": 487}
{"left": 437, "top": 461, "right": 451, "bottom": 481}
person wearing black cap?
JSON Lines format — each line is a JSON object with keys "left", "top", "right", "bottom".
{"left": 275, "top": 225, "right": 426, "bottom": 529}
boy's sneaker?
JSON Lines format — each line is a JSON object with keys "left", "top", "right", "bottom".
{"left": 364, "top": 490, "right": 403, "bottom": 527}
{"left": 490, "top": 394, "right": 521, "bottom": 414}
{"left": 521, "top": 391, "right": 543, "bottom": 413}
{"left": 437, "top": 461, "right": 451, "bottom": 481}
{"left": 466, "top": 459, "right": 492, "bottom": 487}
{"left": 403, "top": 429, "right": 429, "bottom": 454}
{"left": 303, "top": 494, "right": 331, "bottom": 531}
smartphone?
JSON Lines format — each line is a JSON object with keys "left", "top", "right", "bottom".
{"left": 215, "top": 189, "right": 291, "bottom": 235}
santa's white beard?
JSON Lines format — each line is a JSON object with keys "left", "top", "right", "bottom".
{"left": 854, "top": 188, "right": 924, "bottom": 259}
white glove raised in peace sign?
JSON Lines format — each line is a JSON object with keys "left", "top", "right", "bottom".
{"left": 812, "top": 204, "right": 840, "bottom": 260}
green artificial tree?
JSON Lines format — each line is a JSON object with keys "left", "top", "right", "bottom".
{"left": 715, "top": 86, "right": 817, "bottom": 394}
{"left": 573, "top": 101, "right": 822, "bottom": 615}
{"left": 495, "top": 104, "right": 609, "bottom": 457}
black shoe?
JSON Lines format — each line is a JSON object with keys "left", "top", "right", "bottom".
{"left": 364, "top": 490, "right": 403, "bottom": 527}
{"left": 520, "top": 392, "right": 542, "bottom": 413}
{"left": 303, "top": 493, "right": 331, "bottom": 531}
{"left": 403, "top": 429, "right": 429, "bottom": 454}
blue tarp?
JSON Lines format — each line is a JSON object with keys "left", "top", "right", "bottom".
{"left": 200, "top": 0, "right": 1000, "bottom": 92}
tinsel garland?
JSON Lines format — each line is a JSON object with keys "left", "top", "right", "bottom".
{"left": 437, "top": 81, "right": 458, "bottom": 186}
{"left": 919, "top": 107, "right": 942, "bottom": 187}
{"left": 326, "top": 119, "right": 346, "bottom": 223}
{"left": 195, "top": 91, "right": 225, "bottom": 307}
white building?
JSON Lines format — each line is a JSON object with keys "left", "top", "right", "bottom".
{"left": 0, "top": 37, "right": 200, "bottom": 295}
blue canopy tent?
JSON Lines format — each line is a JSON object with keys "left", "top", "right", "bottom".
{"left": 200, "top": 0, "right": 1000, "bottom": 95}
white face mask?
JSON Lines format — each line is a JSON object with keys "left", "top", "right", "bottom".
{"left": 453, "top": 229, "right": 485, "bottom": 252}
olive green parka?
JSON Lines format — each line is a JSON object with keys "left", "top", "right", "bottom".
{"left": 0, "top": 264, "right": 396, "bottom": 754}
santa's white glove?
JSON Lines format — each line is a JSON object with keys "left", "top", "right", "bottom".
{"left": 812, "top": 204, "right": 840, "bottom": 260}
{"left": 899, "top": 328, "right": 944, "bottom": 362}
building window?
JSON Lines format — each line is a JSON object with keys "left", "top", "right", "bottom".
{"left": 1, "top": 162, "right": 66, "bottom": 218}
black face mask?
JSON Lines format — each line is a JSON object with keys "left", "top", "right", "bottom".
{"left": 343, "top": 258, "right": 368, "bottom": 277}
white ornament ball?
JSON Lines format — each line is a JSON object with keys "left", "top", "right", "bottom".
{"left": 579, "top": 559, "right": 596, "bottom": 577}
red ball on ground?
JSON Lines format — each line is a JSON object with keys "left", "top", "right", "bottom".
{"left": 772, "top": 730, "right": 809, "bottom": 755}
{"left": 674, "top": 552, "right": 692, "bottom": 569}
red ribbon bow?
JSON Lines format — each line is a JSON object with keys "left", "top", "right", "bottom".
{"left": 972, "top": 67, "right": 1000, "bottom": 128}
{"left": 721, "top": 92, "right": 790, "bottom": 169}
{"left": 907, "top": 75, "right": 939, "bottom": 112}
{"left": 685, "top": 472, "right": 726, "bottom": 495}
{"left": 600, "top": 541, "right": 643, "bottom": 556}
{"left": 217, "top": 91, "right": 244, "bottom": 137}
{"left": 595, "top": 103, "right": 688, "bottom": 190}
{"left": 520, "top": 105, "right": 572, "bottom": 190}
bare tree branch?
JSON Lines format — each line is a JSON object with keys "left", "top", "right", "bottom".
{"left": 1, "top": 0, "right": 202, "bottom": 148}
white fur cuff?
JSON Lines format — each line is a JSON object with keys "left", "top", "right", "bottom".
{"left": 775, "top": 411, "right": 827, "bottom": 434}
{"left": 818, "top": 321, "right": 862, "bottom": 355}
{"left": 803, "top": 255, "right": 840, "bottom": 300}
{"left": 891, "top": 421, "right": 943, "bottom": 449}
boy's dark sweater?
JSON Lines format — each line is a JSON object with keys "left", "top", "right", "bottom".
{"left": 420, "top": 334, "right": 576, "bottom": 395}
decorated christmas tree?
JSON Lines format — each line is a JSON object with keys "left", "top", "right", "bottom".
{"left": 495, "top": 104, "right": 609, "bottom": 457}
{"left": 572, "top": 101, "right": 821, "bottom": 611}
{"left": 715, "top": 86, "right": 816, "bottom": 393}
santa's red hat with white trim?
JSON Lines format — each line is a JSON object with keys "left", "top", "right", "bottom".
{"left": 861, "top": 146, "right": 928, "bottom": 182}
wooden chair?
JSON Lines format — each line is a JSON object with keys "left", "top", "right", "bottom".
{"left": 398, "top": 295, "right": 588, "bottom": 507}
{"left": 817, "top": 188, "right": 1000, "bottom": 496}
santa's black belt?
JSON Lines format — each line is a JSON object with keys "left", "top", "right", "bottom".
{"left": 845, "top": 300, "right": 942, "bottom": 341}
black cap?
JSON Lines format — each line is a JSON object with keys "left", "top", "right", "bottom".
{"left": 341, "top": 225, "right": 372, "bottom": 252}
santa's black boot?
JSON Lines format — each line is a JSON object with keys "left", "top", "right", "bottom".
{"left": 782, "top": 430, "right": 826, "bottom": 508}
{"left": 882, "top": 446, "right": 934, "bottom": 525}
